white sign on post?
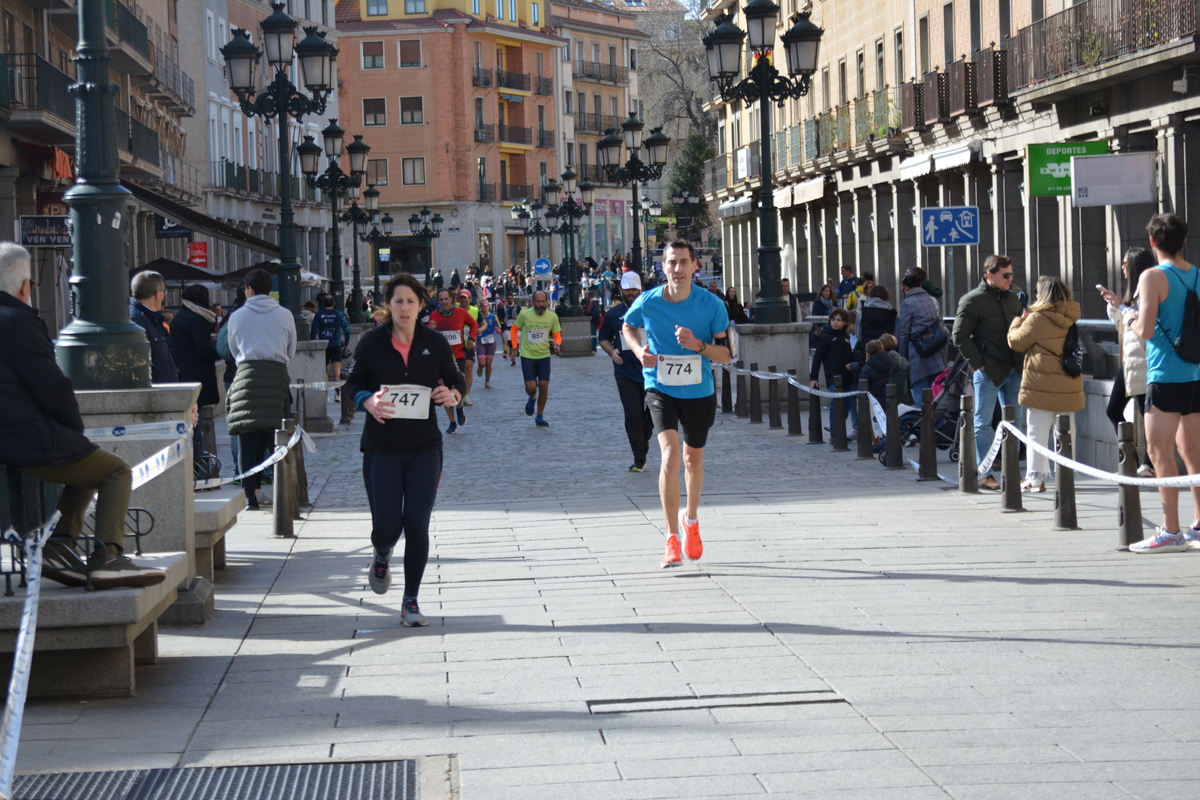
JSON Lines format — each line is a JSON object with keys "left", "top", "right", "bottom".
{"left": 1070, "top": 152, "right": 1157, "bottom": 207}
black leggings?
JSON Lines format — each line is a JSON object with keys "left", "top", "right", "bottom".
{"left": 616, "top": 377, "right": 653, "bottom": 466}
{"left": 363, "top": 448, "right": 442, "bottom": 598}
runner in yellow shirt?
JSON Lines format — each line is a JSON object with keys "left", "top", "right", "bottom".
{"left": 510, "top": 290, "right": 562, "bottom": 427}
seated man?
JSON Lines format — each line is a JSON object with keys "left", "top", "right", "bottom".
{"left": 0, "top": 242, "right": 164, "bottom": 590}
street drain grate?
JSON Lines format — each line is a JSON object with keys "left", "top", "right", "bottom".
{"left": 13, "top": 760, "right": 417, "bottom": 800}
{"left": 587, "top": 690, "right": 844, "bottom": 714}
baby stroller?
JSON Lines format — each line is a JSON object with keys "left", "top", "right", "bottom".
{"left": 883, "top": 355, "right": 969, "bottom": 463}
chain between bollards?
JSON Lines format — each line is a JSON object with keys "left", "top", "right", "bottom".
{"left": 735, "top": 361, "right": 748, "bottom": 418}
{"left": 787, "top": 369, "right": 802, "bottom": 436}
{"left": 1000, "top": 406, "right": 1024, "bottom": 513}
{"left": 1052, "top": 414, "right": 1079, "bottom": 530}
{"left": 856, "top": 380, "right": 873, "bottom": 459}
{"left": 958, "top": 395, "right": 978, "bottom": 493}
{"left": 830, "top": 376, "right": 849, "bottom": 451}
{"left": 767, "top": 365, "right": 782, "bottom": 429}
{"left": 884, "top": 383, "right": 903, "bottom": 469}
{"left": 749, "top": 363, "right": 763, "bottom": 424}
{"left": 917, "top": 389, "right": 938, "bottom": 480}
{"left": 1116, "top": 421, "right": 1143, "bottom": 550}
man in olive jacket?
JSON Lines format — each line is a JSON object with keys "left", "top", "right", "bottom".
{"left": 952, "top": 255, "right": 1024, "bottom": 490}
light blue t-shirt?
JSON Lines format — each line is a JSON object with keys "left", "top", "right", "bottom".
{"left": 1148, "top": 263, "right": 1200, "bottom": 384}
{"left": 623, "top": 285, "right": 730, "bottom": 399}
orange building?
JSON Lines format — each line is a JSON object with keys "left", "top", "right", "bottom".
{"left": 335, "top": 0, "right": 565, "bottom": 278}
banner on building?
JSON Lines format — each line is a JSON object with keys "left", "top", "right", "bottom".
{"left": 19, "top": 216, "right": 70, "bottom": 247}
{"left": 155, "top": 214, "right": 192, "bottom": 239}
{"left": 1026, "top": 141, "right": 1108, "bottom": 196}
{"left": 188, "top": 241, "right": 208, "bottom": 268}
{"left": 1070, "top": 152, "right": 1157, "bottom": 208}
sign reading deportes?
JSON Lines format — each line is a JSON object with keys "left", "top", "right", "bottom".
{"left": 1026, "top": 141, "right": 1108, "bottom": 196}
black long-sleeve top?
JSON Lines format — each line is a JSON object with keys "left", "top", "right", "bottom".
{"left": 345, "top": 323, "right": 466, "bottom": 455}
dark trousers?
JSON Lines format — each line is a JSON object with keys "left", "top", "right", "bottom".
{"left": 363, "top": 448, "right": 442, "bottom": 598}
{"left": 19, "top": 448, "right": 131, "bottom": 548}
{"left": 238, "top": 429, "right": 273, "bottom": 501}
{"left": 616, "top": 377, "right": 654, "bottom": 467}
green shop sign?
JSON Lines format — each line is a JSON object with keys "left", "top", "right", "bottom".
{"left": 1027, "top": 141, "right": 1109, "bottom": 196}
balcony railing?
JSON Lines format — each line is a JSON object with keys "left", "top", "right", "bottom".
{"left": 835, "top": 104, "right": 851, "bottom": 150}
{"left": 577, "top": 164, "right": 616, "bottom": 186}
{"left": 714, "top": 153, "right": 728, "bottom": 191}
{"left": 947, "top": 58, "right": 977, "bottom": 117}
{"left": 8, "top": 54, "right": 75, "bottom": 123}
{"left": 210, "top": 160, "right": 290, "bottom": 199}
{"left": 537, "top": 128, "right": 554, "bottom": 148}
{"left": 817, "top": 112, "right": 835, "bottom": 157}
{"left": 0, "top": 54, "right": 9, "bottom": 108}
{"left": 130, "top": 117, "right": 160, "bottom": 165}
{"left": 474, "top": 124, "right": 494, "bottom": 143}
{"left": 500, "top": 183, "right": 532, "bottom": 202}
{"left": 805, "top": 118, "right": 820, "bottom": 161}
{"left": 535, "top": 76, "right": 553, "bottom": 95}
{"left": 575, "top": 112, "right": 621, "bottom": 135}
{"left": 975, "top": 48, "right": 1010, "bottom": 107}
{"left": 499, "top": 125, "right": 531, "bottom": 145}
{"left": 114, "top": 108, "right": 130, "bottom": 153}
{"left": 479, "top": 183, "right": 497, "bottom": 202}
{"left": 496, "top": 70, "right": 531, "bottom": 91}
{"left": 922, "top": 70, "right": 949, "bottom": 126}
{"left": 790, "top": 124, "right": 802, "bottom": 166}
{"left": 472, "top": 67, "right": 493, "bottom": 88}
{"left": 573, "top": 61, "right": 629, "bottom": 84}
{"left": 748, "top": 140, "right": 760, "bottom": 179}
{"left": 114, "top": 1, "right": 149, "bottom": 60}
{"left": 900, "top": 81, "right": 925, "bottom": 132}
{"left": 1008, "top": 0, "right": 1197, "bottom": 91}
{"left": 132, "top": 41, "right": 195, "bottom": 114}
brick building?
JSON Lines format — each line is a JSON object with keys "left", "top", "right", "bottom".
{"left": 335, "top": 0, "right": 565, "bottom": 278}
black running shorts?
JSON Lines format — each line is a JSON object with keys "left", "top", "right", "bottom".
{"left": 645, "top": 390, "right": 718, "bottom": 448}
{"left": 1147, "top": 380, "right": 1200, "bottom": 415}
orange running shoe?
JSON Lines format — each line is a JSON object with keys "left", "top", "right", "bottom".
{"left": 680, "top": 512, "right": 703, "bottom": 560}
{"left": 661, "top": 535, "right": 682, "bottom": 568}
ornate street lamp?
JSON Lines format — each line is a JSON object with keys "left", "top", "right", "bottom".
{"left": 703, "top": 5, "right": 822, "bottom": 324}
{"left": 222, "top": 3, "right": 337, "bottom": 337}
{"left": 542, "top": 170, "right": 595, "bottom": 316}
{"left": 597, "top": 115, "right": 670, "bottom": 275}
{"left": 516, "top": 199, "right": 554, "bottom": 288}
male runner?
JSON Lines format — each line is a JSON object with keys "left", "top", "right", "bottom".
{"left": 599, "top": 271, "right": 654, "bottom": 472}
{"left": 457, "top": 290, "right": 480, "bottom": 406}
{"left": 499, "top": 292, "right": 521, "bottom": 366}
{"left": 511, "top": 290, "right": 561, "bottom": 427}
{"left": 623, "top": 241, "right": 732, "bottom": 568}
{"left": 426, "top": 288, "right": 477, "bottom": 433}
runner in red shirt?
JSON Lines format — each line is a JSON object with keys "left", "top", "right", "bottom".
{"left": 426, "top": 288, "right": 477, "bottom": 433}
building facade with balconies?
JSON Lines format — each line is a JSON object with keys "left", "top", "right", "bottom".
{"left": 335, "top": 0, "right": 564, "bottom": 278}
{"left": 704, "top": 0, "right": 1200, "bottom": 323}
{"left": 550, "top": 0, "right": 646, "bottom": 261}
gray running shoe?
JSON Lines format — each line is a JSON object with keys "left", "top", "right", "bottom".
{"left": 401, "top": 598, "right": 428, "bottom": 627}
{"left": 369, "top": 558, "right": 392, "bottom": 594}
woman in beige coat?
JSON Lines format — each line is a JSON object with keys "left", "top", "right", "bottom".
{"left": 1007, "top": 276, "right": 1085, "bottom": 492}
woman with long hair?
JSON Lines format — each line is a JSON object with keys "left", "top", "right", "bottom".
{"left": 724, "top": 286, "right": 748, "bottom": 325}
{"left": 346, "top": 274, "right": 465, "bottom": 627}
{"left": 1102, "top": 247, "right": 1157, "bottom": 476}
{"left": 811, "top": 284, "right": 835, "bottom": 317}
{"left": 1007, "top": 276, "right": 1085, "bottom": 492}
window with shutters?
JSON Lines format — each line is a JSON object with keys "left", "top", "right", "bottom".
{"left": 368, "top": 159, "right": 389, "bottom": 186}
{"left": 363, "top": 98, "right": 386, "bottom": 126}
{"left": 363, "top": 41, "right": 384, "bottom": 70}
{"left": 400, "top": 97, "right": 423, "bottom": 124}
{"left": 398, "top": 40, "right": 421, "bottom": 67}
{"left": 403, "top": 158, "right": 426, "bottom": 185}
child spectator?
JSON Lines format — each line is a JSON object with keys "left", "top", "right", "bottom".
{"left": 847, "top": 339, "right": 893, "bottom": 406}
{"left": 879, "top": 333, "right": 912, "bottom": 405}
{"left": 810, "top": 307, "right": 858, "bottom": 433}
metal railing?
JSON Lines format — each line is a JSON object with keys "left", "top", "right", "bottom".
{"left": 496, "top": 70, "right": 531, "bottom": 91}
{"left": 923, "top": 70, "right": 949, "bottom": 126}
{"left": 805, "top": 118, "right": 820, "bottom": 160}
{"left": 114, "top": 107, "right": 130, "bottom": 153}
{"left": 0, "top": 54, "right": 8, "bottom": 108}
{"left": 114, "top": 1, "right": 149, "bottom": 59}
{"left": 8, "top": 54, "right": 75, "bottom": 123}
{"left": 537, "top": 128, "right": 554, "bottom": 148}
{"left": 573, "top": 61, "right": 629, "bottom": 84}
{"left": 817, "top": 112, "right": 835, "bottom": 157}
{"left": 142, "top": 41, "right": 195, "bottom": 112}
{"left": 748, "top": 140, "right": 760, "bottom": 179}
{"left": 479, "top": 183, "right": 497, "bottom": 202}
{"left": 500, "top": 183, "right": 532, "bottom": 201}
{"left": 130, "top": 118, "right": 159, "bottom": 165}
{"left": 900, "top": 81, "right": 925, "bottom": 132}
{"left": 209, "top": 160, "right": 287, "bottom": 198}
{"left": 1008, "top": 0, "right": 1196, "bottom": 90}
{"left": 575, "top": 112, "right": 621, "bottom": 134}
{"left": 835, "top": 104, "right": 851, "bottom": 149}
{"left": 474, "top": 124, "right": 495, "bottom": 143}
{"left": 472, "top": 67, "right": 493, "bottom": 87}
{"left": 499, "top": 124, "right": 531, "bottom": 144}
{"left": 535, "top": 76, "right": 553, "bottom": 95}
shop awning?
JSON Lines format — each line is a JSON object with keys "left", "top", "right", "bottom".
{"left": 718, "top": 193, "right": 754, "bottom": 219}
{"left": 131, "top": 257, "right": 224, "bottom": 283}
{"left": 773, "top": 185, "right": 793, "bottom": 209}
{"left": 899, "top": 154, "right": 933, "bottom": 181}
{"left": 933, "top": 140, "right": 981, "bottom": 172}
{"left": 120, "top": 180, "right": 282, "bottom": 257}
{"left": 794, "top": 176, "right": 831, "bottom": 205}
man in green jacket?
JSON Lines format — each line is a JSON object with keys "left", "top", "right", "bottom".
{"left": 952, "top": 255, "right": 1024, "bottom": 490}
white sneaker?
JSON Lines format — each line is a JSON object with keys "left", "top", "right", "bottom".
{"left": 1130, "top": 527, "right": 1189, "bottom": 554}
{"left": 1020, "top": 474, "right": 1045, "bottom": 493}
{"left": 1184, "top": 528, "right": 1200, "bottom": 550}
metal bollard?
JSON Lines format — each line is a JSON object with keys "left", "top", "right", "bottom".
{"left": 885, "top": 383, "right": 903, "bottom": 469}
{"left": 721, "top": 365, "right": 733, "bottom": 413}
{"left": 340, "top": 382, "right": 355, "bottom": 425}
{"left": 807, "top": 380, "right": 824, "bottom": 444}
{"left": 749, "top": 363, "right": 763, "bottom": 424}
{"left": 857, "top": 380, "right": 873, "bottom": 460}
{"left": 289, "top": 415, "right": 310, "bottom": 509}
{"left": 1000, "top": 406, "right": 1024, "bottom": 513}
{"left": 958, "top": 395, "right": 978, "bottom": 493}
{"left": 296, "top": 379, "right": 307, "bottom": 431}
{"left": 1052, "top": 414, "right": 1079, "bottom": 531}
{"left": 787, "top": 369, "right": 803, "bottom": 436}
{"left": 1117, "top": 421, "right": 1143, "bottom": 549}
{"left": 272, "top": 424, "right": 294, "bottom": 538}
{"left": 767, "top": 366, "right": 782, "bottom": 429}
{"left": 735, "top": 361, "right": 748, "bottom": 418}
{"left": 918, "top": 389, "right": 938, "bottom": 480}
{"left": 201, "top": 405, "right": 218, "bottom": 455}
{"left": 830, "top": 376, "right": 849, "bottom": 451}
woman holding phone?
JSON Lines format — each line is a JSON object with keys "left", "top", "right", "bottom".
{"left": 1101, "top": 247, "right": 1157, "bottom": 476}
{"left": 346, "top": 273, "right": 465, "bottom": 627}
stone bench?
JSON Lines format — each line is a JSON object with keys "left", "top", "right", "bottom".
{"left": 0, "top": 551, "right": 190, "bottom": 699}
{"left": 193, "top": 487, "right": 245, "bottom": 582}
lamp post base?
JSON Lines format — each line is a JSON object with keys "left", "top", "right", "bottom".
{"left": 55, "top": 324, "right": 151, "bottom": 390}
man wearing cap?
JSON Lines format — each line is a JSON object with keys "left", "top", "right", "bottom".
{"left": 599, "top": 271, "right": 655, "bottom": 472}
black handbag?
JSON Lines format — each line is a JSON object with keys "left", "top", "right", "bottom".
{"left": 913, "top": 320, "right": 948, "bottom": 356}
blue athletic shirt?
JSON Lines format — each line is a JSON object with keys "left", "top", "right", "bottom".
{"left": 623, "top": 284, "right": 730, "bottom": 399}
{"left": 476, "top": 312, "right": 500, "bottom": 343}
{"left": 1147, "top": 263, "right": 1200, "bottom": 385}
{"left": 597, "top": 302, "right": 643, "bottom": 383}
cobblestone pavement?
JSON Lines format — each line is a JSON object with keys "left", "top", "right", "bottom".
{"left": 16, "top": 352, "right": 1200, "bottom": 799}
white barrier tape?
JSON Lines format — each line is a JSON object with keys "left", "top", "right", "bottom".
{"left": 868, "top": 394, "right": 887, "bottom": 439}
{"left": 723, "top": 362, "right": 864, "bottom": 399}
{"left": 130, "top": 437, "right": 191, "bottom": 491}
{"left": 298, "top": 426, "right": 317, "bottom": 454}
{"left": 998, "top": 421, "right": 1200, "bottom": 488}
{"left": 977, "top": 427, "right": 1004, "bottom": 477}
{"left": 290, "top": 381, "right": 345, "bottom": 390}
{"left": 84, "top": 421, "right": 192, "bottom": 442}
{"left": 193, "top": 427, "right": 304, "bottom": 490}
{"left": 0, "top": 511, "right": 62, "bottom": 797}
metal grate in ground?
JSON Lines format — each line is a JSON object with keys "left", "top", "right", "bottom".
{"left": 12, "top": 760, "right": 417, "bottom": 800}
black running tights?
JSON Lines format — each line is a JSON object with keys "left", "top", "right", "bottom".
{"left": 363, "top": 448, "right": 442, "bottom": 598}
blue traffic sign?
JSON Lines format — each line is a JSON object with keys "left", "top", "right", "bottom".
{"left": 920, "top": 206, "right": 979, "bottom": 246}
{"left": 533, "top": 257, "right": 552, "bottom": 275}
